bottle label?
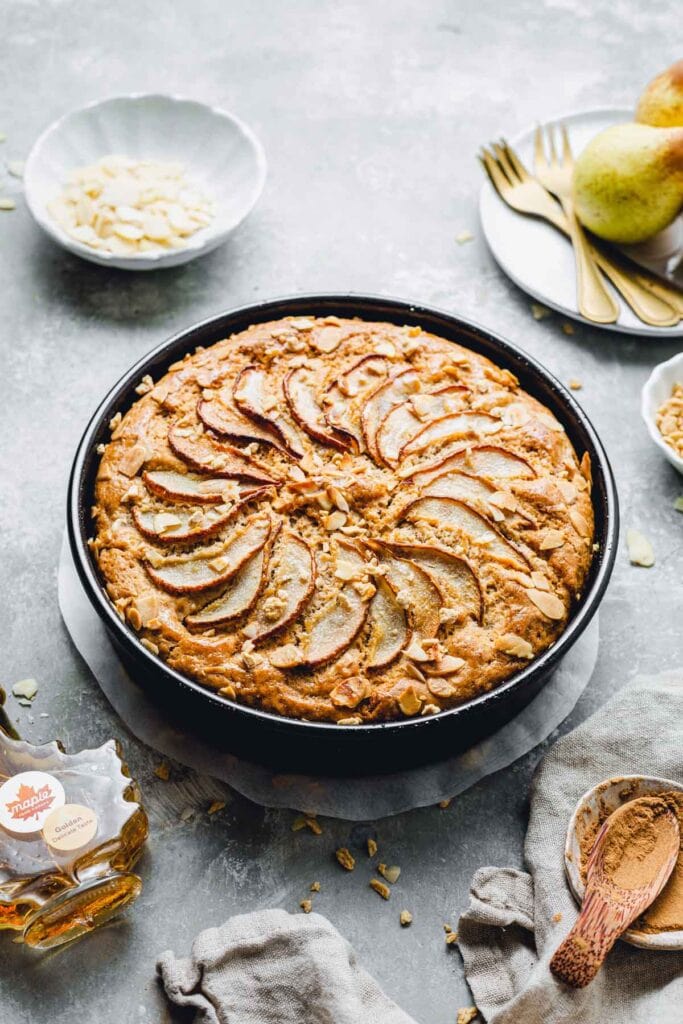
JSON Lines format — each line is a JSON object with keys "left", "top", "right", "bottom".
{"left": 43, "top": 804, "right": 99, "bottom": 851}
{"left": 0, "top": 771, "right": 66, "bottom": 835}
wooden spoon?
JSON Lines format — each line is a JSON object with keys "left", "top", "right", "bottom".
{"left": 550, "top": 797, "right": 680, "bottom": 988}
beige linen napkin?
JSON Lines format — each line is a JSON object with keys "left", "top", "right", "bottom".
{"left": 158, "top": 908, "right": 416, "bottom": 1024}
{"left": 458, "top": 670, "right": 683, "bottom": 1023}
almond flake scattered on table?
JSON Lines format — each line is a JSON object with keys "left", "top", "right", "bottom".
{"left": 7, "top": 160, "right": 24, "bottom": 178}
{"left": 626, "top": 528, "right": 655, "bottom": 567}
{"left": 207, "top": 800, "right": 226, "bottom": 815}
{"left": 456, "top": 1009, "right": 479, "bottom": 1024}
{"left": 674, "top": 496, "right": 683, "bottom": 513}
{"left": 369, "top": 878, "right": 391, "bottom": 900}
{"left": 0, "top": 198, "right": 16, "bottom": 210}
{"left": 12, "top": 678, "right": 38, "bottom": 700}
{"left": 335, "top": 847, "right": 356, "bottom": 871}
{"left": 455, "top": 230, "right": 474, "bottom": 244}
{"left": 568, "top": 378, "right": 582, "bottom": 390}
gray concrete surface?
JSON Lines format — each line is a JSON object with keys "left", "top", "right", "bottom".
{"left": 0, "top": 2, "right": 681, "bottom": 1022}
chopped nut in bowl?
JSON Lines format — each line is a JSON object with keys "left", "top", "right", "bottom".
{"left": 641, "top": 352, "right": 683, "bottom": 477}
{"left": 24, "top": 94, "right": 266, "bottom": 271}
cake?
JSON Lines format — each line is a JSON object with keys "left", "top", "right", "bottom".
{"left": 91, "top": 315, "right": 595, "bottom": 724}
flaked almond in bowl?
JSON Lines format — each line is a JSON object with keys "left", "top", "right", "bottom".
{"left": 641, "top": 352, "right": 683, "bottom": 476}
{"left": 46, "top": 155, "right": 214, "bottom": 257}
{"left": 24, "top": 94, "right": 266, "bottom": 270}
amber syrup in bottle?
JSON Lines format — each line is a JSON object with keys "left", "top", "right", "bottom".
{"left": 0, "top": 689, "right": 148, "bottom": 948}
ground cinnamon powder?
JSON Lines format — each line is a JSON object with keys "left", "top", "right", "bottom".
{"left": 580, "top": 792, "right": 683, "bottom": 934}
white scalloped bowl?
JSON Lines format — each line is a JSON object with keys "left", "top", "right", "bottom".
{"left": 24, "top": 94, "right": 267, "bottom": 271}
{"left": 641, "top": 352, "right": 683, "bottom": 476}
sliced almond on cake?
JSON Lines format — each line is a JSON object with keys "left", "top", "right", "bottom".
{"left": 283, "top": 366, "right": 354, "bottom": 450}
{"left": 233, "top": 365, "right": 305, "bottom": 458}
{"left": 365, "top": 576, "right": 410, "bottom": 669}
{"left": 400, "top": 444, "right": 536, "bottom": 486}
{"left": 198, "top": 398, "right": 284, "bottom": 450}
{"left": 299, "top": 543, "right": 370, "bottom": 667}
{"left": 400, "top": 412, "right": 501, "bottom": 459}
{"left": 382, "top": 541, "right": 483, "bottom": 622}
{"left": 366, "top": 541, "right": 444, "bottom": 638}
{"left": 401, "top": 496, "right": 530, "bottom": 570}
{"left": 243, "top": 531, "right": 316, "bottom": 643}
{"left": 185, "top": 545, "right": 270, "bottom": 628}
{"left": 145, "top": 514, "right": 271, "bottom": 594}
{"left": 168, "top": 424, "right": 277, "bottom": 484}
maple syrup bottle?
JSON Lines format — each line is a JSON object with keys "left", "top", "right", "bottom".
{"left": 0, "top": 688, "right": 148, "bottom": 948}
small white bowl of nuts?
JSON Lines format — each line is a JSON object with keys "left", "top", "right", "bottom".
{"left": 24, "top": 94, "right": 266, "bottom": 270}
{"left": 642, "top": 351, "right": 683, "bottom": 476}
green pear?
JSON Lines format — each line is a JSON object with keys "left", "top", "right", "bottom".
{"left": 573, "top": 123, "right": 683, "bottom": 244}
{"left": 636, "top": 59, "right": 683, "bottom": 127}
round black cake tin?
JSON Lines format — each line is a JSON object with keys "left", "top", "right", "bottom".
{"left": 68, "top": 294, "right": 618, "bottom": 775}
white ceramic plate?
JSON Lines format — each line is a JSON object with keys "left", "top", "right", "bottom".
{"left": 479, "top": 107, "right": 683, "bottom": 337}
{"left": 24, "top": 94, "right": 267, "bottom": 271}
{"left": 565, "top": 774, "right": 683, "bottom": 950}
{"left": 642, "top": 352, "right": 683, "bottom": 476}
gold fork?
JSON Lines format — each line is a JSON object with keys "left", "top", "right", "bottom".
{"left": 480, "top": 141, "right": 681, "bottom": 326}
{"left": 533, "top": 123, "right": 619, "bottom": 324}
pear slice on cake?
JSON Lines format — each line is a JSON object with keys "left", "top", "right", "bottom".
{"left": 400, "top": 444, "right": 535, "bottom": 487}
{"left": 242, "top": 531, "right": 316, "bottom": 643}
{"left": 185, "top": 544, "right": 270, "bottom": 628}
{"left": 168, "top": 424, "right": 278, "bottom": 484}
{"left": 297, "top": 542, "right": 371, "bottom": 667}
{"left": 360, "top": 365, "right": 416, "bottom": 460}
{"left": 283, "top": 366, "right": 354, "bottom": 451}
{"left": 145, "top": 514, "right": 271, "bottom": 594}
{"left": 134, "top": 503, "right": 240, "bottom": 544}
{"left": 323, "top": 355, "right": 391, "bottom": 449}
{"left": 400, "top": 412, "right": 501, "bottom": 459}
{"left": 374, "top": 386, "right": 468, "bottom": 466}
{"left": 366, "top": 541, "right": 444, "bottom": 638}
{"left": 364, "top": 576, "right": 410, "bottom": 669}
{"left": 401, "top": 496, "right": 530, "bottom": 570}
{"left": 233, "top": 365, "right": 305, "bottom": 458}
{"left": 382, "top": 541, "right": 483, "bottom": 623}
{"left": 198, "top": 397, "right": 285, "bottom": 450}
{"left": 143, "top": 470, "right": 244, "bottom": 505}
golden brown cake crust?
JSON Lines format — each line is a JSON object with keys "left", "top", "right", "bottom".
{"left": 92, "top": 316, "right": 595, "bottom": 724}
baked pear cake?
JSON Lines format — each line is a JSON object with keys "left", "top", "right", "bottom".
{"left": 91, "top": 316, "right": 595, "bottom": 724}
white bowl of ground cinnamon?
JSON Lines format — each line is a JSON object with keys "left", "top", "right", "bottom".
{"left": 565, "top": 775, "right": 683, "bottom": 950}
{"left": 642, "top": 352, "right": 683, "bottom": 477}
